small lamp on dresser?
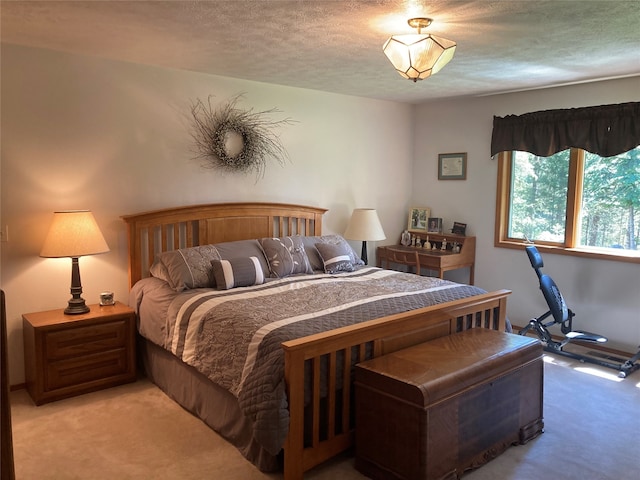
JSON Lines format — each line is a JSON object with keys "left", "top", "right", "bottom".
{"left": 40, "top": 210, "right": 110, "bottom": 315}
{"left": 344, "top": 208, "right": 386, "bottom": 265}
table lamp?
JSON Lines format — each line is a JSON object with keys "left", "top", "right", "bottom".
{"left": 344, "top": 208, "right": 386, "bottom": 265}
{"left": 40, "top": 210, "right": 110, "bottom": 314}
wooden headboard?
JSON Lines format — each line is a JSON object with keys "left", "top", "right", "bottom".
{"left": 121, "top": 202, "right": 327, "bottom": 288}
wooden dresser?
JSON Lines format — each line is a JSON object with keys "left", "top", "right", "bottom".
{"left": 23, "top": 302, "right": 136, "bottom": 405}
{"left": 377, "top": 233, "right": 476, "bottom": 284}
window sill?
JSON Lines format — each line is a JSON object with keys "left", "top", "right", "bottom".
{"left": 495, "top": 240, "right": 640, "bottom": 264}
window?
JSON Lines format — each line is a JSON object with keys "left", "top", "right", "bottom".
{"left": 495, "top": 146, "right": 640, "bottom": 262}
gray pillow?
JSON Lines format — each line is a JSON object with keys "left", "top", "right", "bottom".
{"left": 211, "top": 257, "right": 265, "bottom": 290}
{"left": 149, "top": 259, "right": 171, "bottom": 284}
{"left": 302, "top": 235, "right": 364, "bottom": 271}
{"left": 213, "top": 239, "right": 270, "bottom": 278}
{"left": 151, "top": 239, "right": 270, "bottom": 291}
{"left": 259, "top": 236, "right": 313, "bottom": 278}
{"left": 314, "top": 242, "right": 355, "bottom": 274}
{"left": 154, "top": 244, "right": 221, "bottom": 292}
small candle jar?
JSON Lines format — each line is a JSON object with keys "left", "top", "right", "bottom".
{"left": 100, "top": 291, "right": 115, "bottom": 306}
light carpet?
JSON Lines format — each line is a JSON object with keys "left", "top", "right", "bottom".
{"left": 10, "top": 353, "right": 640, "bottom": 479}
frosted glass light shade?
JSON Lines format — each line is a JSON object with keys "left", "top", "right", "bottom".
{"left": 40, "top": 210, "right": 110, "bottom": 258}
{"left": 383, "top": 33, "right": 456, "bottom": 82}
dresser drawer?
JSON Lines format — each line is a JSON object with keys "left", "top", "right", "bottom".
{"left": 44, "top": 319, "right": 128, "bottom": 360}
{"left": 45, "top": 348, "right": 129, "bottom": 391}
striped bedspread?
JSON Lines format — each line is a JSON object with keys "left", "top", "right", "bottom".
{"left": 163, "top": 267, "right": 486, "bottom": 455}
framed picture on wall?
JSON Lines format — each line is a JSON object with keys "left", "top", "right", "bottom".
{"left": 438, "top": 152, "right": 467, "bottom": 180}
{"left": 408, "top": 207, "right": 431, "bottom": 233}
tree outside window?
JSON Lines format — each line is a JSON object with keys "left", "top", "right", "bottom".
{"left": 496, "top": 146, "right": 640, "bottom": 261}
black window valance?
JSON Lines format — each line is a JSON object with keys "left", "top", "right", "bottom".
{"left": 490, "top": 102, "right": 640, "bottom": 157}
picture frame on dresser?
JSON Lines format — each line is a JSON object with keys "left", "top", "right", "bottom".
{"left": 427, "top": 217, "right": 443, "bottom": 234}
{"left": 451, "top": 222, "right": 467, "bottom": 236}
{"left": 408, "top": 207, "right": 431, "bottom": 233}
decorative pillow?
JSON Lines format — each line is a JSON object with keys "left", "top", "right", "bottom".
{"left": 259, "top": 236, "right": 313, "bottom": 278}
{"left": 302, "top": 235, "right": 364, "bottom": 271}
{"left": 314, "top": 242, "right": 355, "bottom": 274}
{"left": 211, "top": 257, "right": 265, "bottom": 290}
{"left": 155, "top": 244, "right": 221, "bottom": 292}
{"left": 212, "top": 239, "right": 270, "bottom": 279}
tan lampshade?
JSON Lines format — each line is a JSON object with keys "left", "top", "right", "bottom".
{"left": 344, "top": 209, "right": 385, "bottom": 266}
{"left": 40, "top": 210, "right": 110, "bottom": 258}
{"left": 344, "top": 209, "right": 386, "bottom": 242}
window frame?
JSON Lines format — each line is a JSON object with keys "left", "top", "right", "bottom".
{"left": 494, "top": 150, "right": 640, "bottom": 264}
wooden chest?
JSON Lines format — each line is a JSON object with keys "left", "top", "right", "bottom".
{"left": 355, "top": 328, "right": 543, "bottom": 480}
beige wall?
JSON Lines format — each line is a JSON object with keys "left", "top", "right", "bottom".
{"left": 412, "top": 76, "right": 640, "bottom": 353}
{"left": 2, "top": 43, "right": 639, "bottom": 384}
{"left": 0, "top": 44, "right": 413, "bottom": 384}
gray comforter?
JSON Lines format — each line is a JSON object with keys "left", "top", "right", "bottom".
{"left": 161, "top": 267, "right": 487, "bottom": 455}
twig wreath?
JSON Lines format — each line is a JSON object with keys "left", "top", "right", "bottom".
{"left": 189, "top": 94, "right": 295, "bottom": 180}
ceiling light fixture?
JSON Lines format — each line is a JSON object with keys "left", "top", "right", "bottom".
{"left": 383, "top": 17, "right": 456, "bottom": 82}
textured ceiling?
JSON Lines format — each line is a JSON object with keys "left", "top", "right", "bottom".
{"left": 2, "top": 0, "right": 639, "bottom": 104}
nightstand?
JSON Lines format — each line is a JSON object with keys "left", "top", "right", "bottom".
{"left": 23, "top": 302, "right": 136, "bottom": 405}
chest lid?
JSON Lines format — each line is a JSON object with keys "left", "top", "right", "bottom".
{"left": 355, "top": 328, "right": 541, "bottom": 407}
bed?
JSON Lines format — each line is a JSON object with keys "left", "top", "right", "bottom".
{"left": 122, "top": 202, "right": 510, "bottom": 480}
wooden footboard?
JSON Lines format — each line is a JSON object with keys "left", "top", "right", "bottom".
{"left": 281, "top": 289, "right": 511, "bottom": 480}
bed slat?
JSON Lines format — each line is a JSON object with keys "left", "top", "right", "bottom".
{"left": 341, "top": 348, "right": 351, "bottom": 435}
{"left": 327, "top": 351, "right": 337, "bottom": 440}
{"left": 147, "top": 229, "right": 155, "bottom": 275}
{"left": 311, "top": 356, "right": 321, "bottom": 448}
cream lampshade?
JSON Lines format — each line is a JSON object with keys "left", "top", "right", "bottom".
{"left": 40, "top": 210, "right": 110, "bottom": 314}
{"left": 344, "top": 209, "right": 386, "bottom": 265}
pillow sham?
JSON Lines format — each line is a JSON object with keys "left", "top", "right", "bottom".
{"left": 211, "top": 257, "right": 265, "bottom": 290}
{"left": 154, "top": 244, "right": 221, "bottom": 292}
{"left": 149, "top": 258, "right": 171, "bottom": 284}
{"left": 314, "top": 242, "right": 355, "bottom": 274}
{"left": 259, "top": 236, "right": 313, "bottom": 278}
{"left": 302, "top": 234, "right": 364, "bottom": 271}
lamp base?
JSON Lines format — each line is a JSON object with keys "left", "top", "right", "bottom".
{"left": 64, "top": 256, "right": 90, "bottom": 315}
{"left": 64, "top": 298, "right": 90, "bottom": 315}
{"left": 361, "top": 241, "right": 368, "bottom": 265}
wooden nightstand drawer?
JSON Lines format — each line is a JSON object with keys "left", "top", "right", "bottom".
{"left": 23, "top": 302, "right": 136, "bottom": 405}
{"left": 44, "top": 320, "right": 128, "bottom": 360}
{"left": 45, "top": 348, "right": 129, "bottom": 391}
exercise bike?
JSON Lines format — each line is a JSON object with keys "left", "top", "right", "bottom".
{"left": 519, "top": 245, "right": 640, "bottom": 378}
